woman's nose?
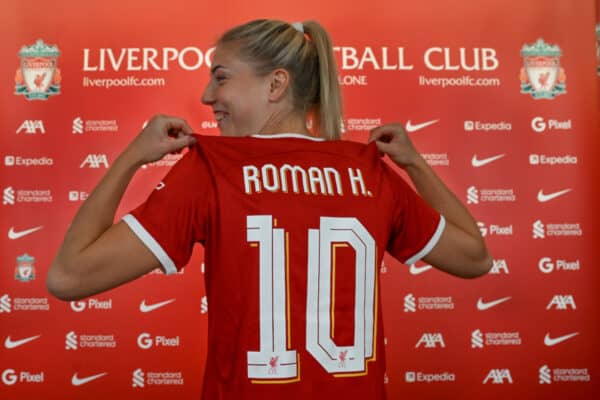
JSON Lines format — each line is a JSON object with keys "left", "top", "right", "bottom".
{"left": 201, "top": 82, "right": 214, "bottom": 105}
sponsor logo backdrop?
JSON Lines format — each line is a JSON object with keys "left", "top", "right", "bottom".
{"left": 1, "top": 0, "right": 599, "bottom": 398}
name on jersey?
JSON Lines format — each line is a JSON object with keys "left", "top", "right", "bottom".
{"left": 242, "top": 164, "right": 372, "bottom": 197}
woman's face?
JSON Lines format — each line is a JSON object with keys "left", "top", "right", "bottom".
{"left": 202, "top": 44, "right": 272, "bottom": 137}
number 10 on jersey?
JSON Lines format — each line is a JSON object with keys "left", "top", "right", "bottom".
{"left": 246, "top": 215, "right": 377, "bottom": 381}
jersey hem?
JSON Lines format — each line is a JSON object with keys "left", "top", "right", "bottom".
{"left": 122, "top": 214, "right": 178, "bottom": 275}
{"left": 404, "top": 215, "right": 446, "bottom": 265}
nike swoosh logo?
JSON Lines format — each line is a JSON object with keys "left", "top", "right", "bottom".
{"left": 477, "top": 296, "right": 511, "bottom": 311}
{"left": 140, "top": 298, "right": 176, "bottom": 313}
{"left": 4, "top": 335, "right": 41, "bottom": 349}
{"left": 471, "top": 154, "right": 505, "bottom": 168}
{"left": 537, "top": 189, "right": 572, "bottom": 203}
{"left": 405, "top": 119, "right": 439, "bottom": 133}
{"left": 409, "top": 264, "right": 433, "bottom": 275}
{"left": 544, "top": 332, "right": 579, "bottom": 347}
{"left": 71, "top": 372, "right": 108, "bottom": 386}
{"left": 8, "top": 226, "right": 43, "bottom": 239}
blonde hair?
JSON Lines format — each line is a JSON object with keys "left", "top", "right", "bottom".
{"left": 217, "top": 19, "right": 343, "bottom": 140}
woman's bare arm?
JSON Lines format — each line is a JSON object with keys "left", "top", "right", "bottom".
{"left": 46, "top": 115, "right": 196, "bottom": 300}
{"left": 370, "top": 123, "right": 492, "bottom": 278}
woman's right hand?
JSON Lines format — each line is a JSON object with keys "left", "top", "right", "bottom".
{"left": 124, "top": 114, "right": 196, "bottom": 166}
{"left": 368, "top": 123, "right": 421, "bottom": 169}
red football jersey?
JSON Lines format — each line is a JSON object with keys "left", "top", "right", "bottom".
{"left": 123, "top": 133, "right": 444, "bottom": 399}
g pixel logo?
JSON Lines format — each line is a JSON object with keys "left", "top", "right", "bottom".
{"left": 2, "top": 369, "right": 18, "bottom": 385}
{"left": 70, "top": 301, "right": 86, "bottom": 312}
{"left": 137, "top": 333, "right": 153, "bottom": 349}
{"left": 477, "top": 222, "right": 487, "bottom": 237}
{"left": 538, "top": 257, "right": 554, "bottom": 273}
{"left": 531, "top": 117, "right": 547, "bottom": 132}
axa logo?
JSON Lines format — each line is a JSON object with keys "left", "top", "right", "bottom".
{"left": 16, "top": 120, "right": 45, "bottom": 134}
{"left": 546, "top": 295, "right": 576, "bottom": 310}
{"left": 80, "top": 154, "right": 109, "bottom": 168}
{"left": 483, "top": 369, "right": 513, "bottom": 384}
{"left": 415, "top": 333, "right": 445, "bottom": 348}
{"left": 489, "top": 259, "right": 509, "bottom": 274}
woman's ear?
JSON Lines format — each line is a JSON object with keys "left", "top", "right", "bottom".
{"left": 268, "top": 68, "right": 290, "bottom": 102}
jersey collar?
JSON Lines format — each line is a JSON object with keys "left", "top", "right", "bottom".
{"left": 251, "top": 133, "right": 325, "bottom": 141}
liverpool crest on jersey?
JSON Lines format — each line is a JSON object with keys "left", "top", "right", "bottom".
{"left": 15, "top": 39, "right": 61, "bottom": 100}
{"left": 15, "top": 254, "right": 36, "bottom": 282}
{"left": 519, "top": 39, "right": 566, "bottom": 99}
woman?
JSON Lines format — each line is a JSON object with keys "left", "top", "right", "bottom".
{"left": 47, "top": 19, "right": 491, "bottom": 399}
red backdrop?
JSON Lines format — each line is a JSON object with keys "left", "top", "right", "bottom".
{"left": 1, "top": 0, "right": 599, "bottom": 399}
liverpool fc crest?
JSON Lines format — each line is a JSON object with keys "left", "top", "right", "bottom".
{"left": 520, "top": 39, "right": 566, "bottom": 99}
{"left": 15, "top": 39, "right": 61, "bottom": 100}
{"left": 15, "top": 254, "right": 36, "bottom": 282}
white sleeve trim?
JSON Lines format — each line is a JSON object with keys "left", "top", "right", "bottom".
{"left": 404, "top": 215, "right": 446, "bottom": 266}
{"left": 122, "top": 214, "right": 178, "bottom": 275}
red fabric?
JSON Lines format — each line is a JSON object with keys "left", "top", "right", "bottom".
{"left": 128, "top": 134, "right": 441, "bottom": 399}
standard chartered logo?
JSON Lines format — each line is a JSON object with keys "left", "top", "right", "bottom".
{"left": 404, "top": 294, "right": 417, "bottom": 312}
{"left": 200, "top": 296, "right": 208, "bottom": 314}
{"left": 132, "top": 368, "right": 145, "bottom": 388}
{"left": 539, "top": 365, "right": 552, "bottom": 384}
{"left": 531, "top": 117, "right": 547, "bottom": 132}
{"left": 66, "top": 331, "right": 78, "bottom": 350}
{"left": 0, "top": 295, "right": 11, "bottom": 313}
{"left": 471, "top": 329, "right": 484, "bottom": 348}
{"left": 533, "top": 220, "right": 545, "bottom": 239}
{"left": 137, "top": 333, "right": 153, "bottom": 349}
{"left": 3, "top": 187, "right": 15, "bottom": 206}
{"left": 467, "top": 186, "right": 479, "bottom": 204}
{"left": 72, "top": 117, "right": 84, "bottom": 134}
